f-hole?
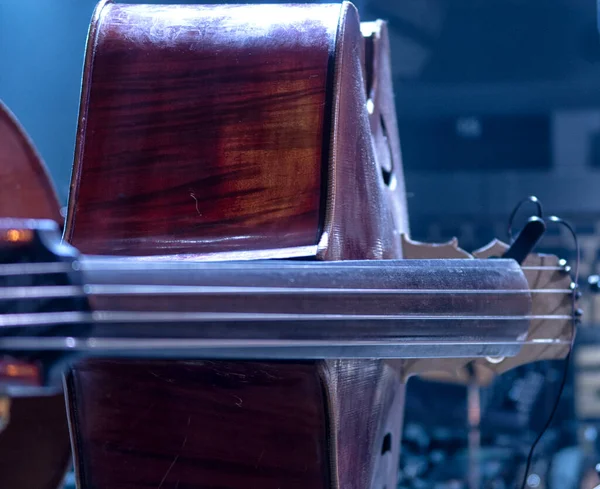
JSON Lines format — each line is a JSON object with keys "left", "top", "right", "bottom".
{"left": 381, "top": 433, "right": 392, "bottom": 454}
{"left": 378, "top": 433, "right": 392, "bottom": 489}
{"left": 379, "top": 115, "right": 394, "bottom": 187}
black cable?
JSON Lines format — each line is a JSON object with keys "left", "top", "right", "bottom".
{"left": 518, "top": 350, "right": 572, "bottom": 489}
{"left": 518, "top": 215, "right": 580, "bottom": 489}
{"left": 507, "top": 196, "right": 544, "bottom": 242}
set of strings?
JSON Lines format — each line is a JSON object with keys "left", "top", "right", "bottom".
{"left": 0, "top": 263, "right": 574, "bottom": 328}
{"left": 0, "top": 224, "right": 576, "bottom": 351}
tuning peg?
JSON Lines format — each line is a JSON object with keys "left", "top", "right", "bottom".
{"left": 560, "top": 259, "right": 572, "bottom": 274}
{"left": 568, "top": 282, "right": 582, "bottom": 300}
{"left": 569, "top": 282, "right": 582, "bottom": 300}
{"left": 502, "top": 216, "right": 546, "bottom": 264}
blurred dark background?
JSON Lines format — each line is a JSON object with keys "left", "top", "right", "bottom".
{"left": 3, "top": 0, "right": 600, "bottom": 488}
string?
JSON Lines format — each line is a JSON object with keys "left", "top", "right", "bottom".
{"left": 519, "top": 214, "right": 580, "bottom": 489}
{"left": 0, "top": 337, "right": 572, "bottom": 352}
{"left": 0, "top": 311, "right": 573, "bottom": 328}
{"left": 0, "top": 284, "right": 576, "bottom": 300}
{"left": 0, "top": 262, "right": 72, "bottom": 276}
{"left": 0, "top": 260, "right": 568, "bottom": 279}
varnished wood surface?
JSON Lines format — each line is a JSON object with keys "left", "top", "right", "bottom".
{"left": 317, "top": 9, "right": 409, "bottom": 260}
{"left": 67, "top": 360, "right": 330, "bottom": 489}
{"left": 363, "top": 20, "right": 410, "bottom": 244}
{"left": 0, "top": 396, "right": 71, "bottom": 489}
{"left": 0, "top": 101, "right": 71, "bottom": 489}
{"left": 65, "top": 5, "right": 409, "bottom": 489}
{"left": 66, "top": 2, "right": 340, "bottom": 257}
{"left": 321, "top": 360, "right": 404, "bottom": 489}
{"left": 318, "top": 12, "right": 407, "bottom": 489}
{"left": 0, "top": 101, "right": 61, "bottom": 222}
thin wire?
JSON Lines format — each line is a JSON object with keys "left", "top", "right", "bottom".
{"left": 519, "top": 349, "right": 572, "bottom": 489}
{"left": 519, "top": 215, "right": 580, "bottom": 489}
{"left": 0, "top": 262, "right": 569, "bottom": 278}
{"left": 507, "top": 196, "right": 544, "bottom": 242}
{"left": 547, "top": 216, "right": 581, "bottom": 286}
{"left": 0, "top": 311, "right": 570, "bottom": 328}
{"left": 0, "top": 284, "right": 575, "bottom": 299}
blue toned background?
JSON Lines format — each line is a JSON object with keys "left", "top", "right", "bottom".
{"left": 0, "top": 0, "right": 98, "bottom": 202}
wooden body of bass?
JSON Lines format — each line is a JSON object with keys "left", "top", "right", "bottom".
{"left": 65, "top": 3, "right": 410, "bottom": 489}
{"left": 0, "top": 3, "right": 576, "bottom": 489}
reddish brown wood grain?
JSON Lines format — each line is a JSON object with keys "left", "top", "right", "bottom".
{"left": 0, "top": 101, "right": 61, "bottom": 222}
{"left": 64, "top": 4, "right": 409, "bottom": 489}
{"left": 67, "top": 360, "right": 330, "bottom": 489}
{"left": 66, "top": 2, "right": 341, "bottom": 257}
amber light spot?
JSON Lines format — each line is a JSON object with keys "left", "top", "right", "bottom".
{"left": 5, "top": 363, "right": 37, "bottom": 378}
{"left": 0, "top": 396, "right": 10, "bottom": 434}
{"left": 5, "top": 228, "right": 32, "bottom": 243}
{"left": 0, "top": 360, "right": 41, "bottom": 386}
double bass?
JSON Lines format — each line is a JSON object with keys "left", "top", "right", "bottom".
{"left": 0, "top": 2, "right": 577, "bottom": 489}
{"left": 0, "top": 100, "right": 71, "bottom": 489}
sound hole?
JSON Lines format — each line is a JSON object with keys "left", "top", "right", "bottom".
{"left": 379, "top": 116, "right": 394, "bottom": 187}
{"left": 381, "top": 432, "right": 392, "bottom": 454}
{"left": 378, "top": 432, "right": 393, "bottom": 489}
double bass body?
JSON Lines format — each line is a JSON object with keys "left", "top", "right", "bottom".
{"left": 64, "top": 3, "right": 409, "bottom": 489}
{"left": 0, "top": 2, "right": 571, "bottom": 489}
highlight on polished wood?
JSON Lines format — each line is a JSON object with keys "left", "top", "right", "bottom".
{"left": 66, "top": 1, "right": 339, "bottom": 258}
{"left": 65, "top": 1, "right": 410, "bottom": 261}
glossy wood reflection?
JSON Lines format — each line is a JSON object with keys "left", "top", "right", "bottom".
{"left": 66, "top": 2, "right": 340, "bottom": 257}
